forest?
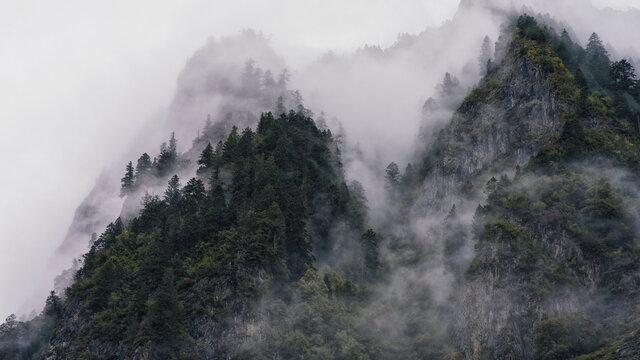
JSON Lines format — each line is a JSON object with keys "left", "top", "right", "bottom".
{"left": 2, "top": 12, "right": 640, "bottom": 360}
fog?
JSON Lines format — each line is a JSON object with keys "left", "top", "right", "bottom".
{"left": 0, "top": 0, "right": 638, "bottom": 322}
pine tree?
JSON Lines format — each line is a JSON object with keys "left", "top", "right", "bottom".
{"left": 120, "top": 161, "right": 134, "bottom": 197}
{"left": 360, "top": 229, "right": 380, "bottom": 280}
{"left": 277, "top": 68, "right": 290, "bottom": 90}
{"left": 135, "top": 153, "right": 152, "bottom": 184}
{"left": 236, "top": 127, "right": 255, "bottom": 159}
{"left": 241, "top": 58, "right": 261, "bottom": 96}
{"left": 197, "top": 142, "right": 215, "bottom": 175}
{"left": 168, "top": 132, "right": 177, "bottom": 155}
{"left": 157, "top": 132, "right": 178, "bottom": 176}
{"left": 478, "top": 35, "right": 493, "bottom": 74}
{"left": 204, "top": 182, "right": 232, "bottom": 231}
{"left": 164, "top": 175, "right": 182, "bottom": 207}
{"left": 222, "top": 126, "right": 239, "bottom": 162}
{"left": 263, "top": 69, "right": 276, "bottom": 88}
{"left": 88, "top": 259, "right": 121, "bottom": 310}
{"left": 275, "top": 96, "right": 286, "bottom": 115}
{"left": 262, "top": 202, "right": 286, "bottom": 253}
{"left": 385, "top": 162, "right": 401, "bottom": 191}
{"left": 401, "top": 163, "right": 414, "bottom": 189}
{"left": 44, "top": 291, "right": 62, "bottom": 317}
{"left": 141, "top": 268, "right": 185, "bottom": 346}
{"left": 182, "top": 177, "right": 205, "bottom": 212}
{"left": 560, "top": 29, "right": 572, "bottom": 45}
{"left": 585, "top": 32, "right": 611, "bottom": 87}
{"left": 284, "top": 187, "right": 313, "bottom": 279}
{"left": 610, "top": 59, "right": 638, "bottom": 92}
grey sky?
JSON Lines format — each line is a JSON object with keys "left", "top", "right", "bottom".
{"left": 0, "top": 0, "right": 636, "bottom": 320}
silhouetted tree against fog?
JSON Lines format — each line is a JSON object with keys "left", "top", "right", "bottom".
{"left": 277, "top": 68, "right": 290, "bottom": 90}
{"left": 164, "top": 175, "right": 182, "bottom": 208}
{"left": 586, "top": 32, "right": 611, "bottom": 86}
{"left": 360, "top": 229, "right": 380, "bottom": 281}
{"left": 610, "top": 59, "right": 638, "bottom": 93}
{"left": 135, "top": 152, "right": 152, "bottom": 186}
{"left": 120, "top": 161, "right": 134, "bottom": 197}
{"left": 263, "top": 69, "right": 276, "bottom": 88}
{"left": 196, "top": 142, "right": 215, "bottom": 176}
{"left": 157, "top": 132, "right": 178, "bottom": 177}
{"left": 385, "top": 162, "right": 401, "bottom": 192}
{"left": 479, "top": 35, "right": 493, "bottom": 74}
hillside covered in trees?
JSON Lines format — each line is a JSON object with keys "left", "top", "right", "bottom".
{"left": 3, "top": 9, "right": 640, "bottom": 360}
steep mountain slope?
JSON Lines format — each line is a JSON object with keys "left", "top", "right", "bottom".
{"left": 53, "top": 31, "right": 291, "bottom": 271}
{"left": 41, "top": 109, "right": 371, "bottom": 359}
{"left": 3, "top": 10, "right": 640, "bottom": 360}
{"left": 411, "top": 17, "right": 569, "bottom": 214}
{"left": 406, "top": 15, "right": 640, "bottom": 360}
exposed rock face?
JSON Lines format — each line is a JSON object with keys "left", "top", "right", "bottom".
{"left": 408, "top": 29, "right": 597, "bottom": 359}
{"left": 413, "top": 33, "right": 563, "bottom": 215}
{"left": 610, "top": 331, "right": 640, "bottom": 359}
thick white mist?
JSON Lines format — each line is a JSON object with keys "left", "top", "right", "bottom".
{"left": 0, "top": 0, "right": 459, "bottom": 320}
{"left": 1, "top": 0, "right": 639, "bottom": 321}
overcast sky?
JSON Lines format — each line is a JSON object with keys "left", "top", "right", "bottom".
{"left": 0, "top": 0, "right": 637, "bottom": 320}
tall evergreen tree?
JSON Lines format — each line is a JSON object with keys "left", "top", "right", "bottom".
{"left": 560, "top": 28, "right": 572, "bottom": 45}
{"left": 141, "top": 268, "right": 185, "bottom": 347}
{"left": 182, "top": 177, "right": 205, "bottom": 212}
{"left": 478, "top": 35, "right": 493, "bottom": 74}
{"left": 277, "top": 68, "right": 290, "bottom": 90}
{"left": 135, "top": 153, "right": 152, "bottom": 184}
{"left": 241, "top": 58, "right": 261, "bottom": 97}
{"left": 585, "top": 32, "right": 611, "bottom": 87}
{"left": 263, "top": 69, "right": 276, "bottom": 88}
{"left": 120, "top": 161, "right": 134, "bottom": 197}
{"left": 385, "top": 162, "right": 401, "bottom": 191}
{"left": 164, "top": 175, "right": 182, "bottom": 207}
{"left": 360, "top": 229, "right": 380, "bottom": 280}
{"left": 222, "top": 126, "right": 240, "bottom": 162}
{"left": 284, "top": 187, "right": 313, "bottom": 279}
{"left": 610, "top": 59, "right": 638, "bottom": 92}
{"left": 157, "top": 132, "right": 178, "bottom": 176}
{"left": 197, "top": 142, "right": 215, "bottom": 176}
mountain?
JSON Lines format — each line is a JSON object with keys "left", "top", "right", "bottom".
{"left": 3, "top": 7, "right": 640, "bottom": 360}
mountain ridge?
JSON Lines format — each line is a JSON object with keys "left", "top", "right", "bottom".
{"left": 2, "top": 10, "right": 640, "bottom": 360}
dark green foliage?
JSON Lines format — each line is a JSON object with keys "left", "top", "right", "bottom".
{"left": 0, "top": 292, "right": 62, "bottom": 360}
{"left": 534, "top": 316, "right": 604, "bottom": 360}
{"left": 559, "top": 117, "right": 586, "bottom": 157}
{"left": 120, "top": 161, "right": 134, "bottom": 196}
{"left": 40, "top": 14, "right": 640, "bottom": 360}
{"left": 60, "top": 109, "right": 366, "bottom": 357}
{"left": 140, "top": 268, "right": 186, "bottom": 347}
{"left": 610, "top": 59, "right": 638, "bottom": 93}
{"left": 164, "top": 175, "right": 182, "bottom": 207}
{"left": 222, "top": 126, "right": 239, "bottom": 162}
{"left": 517, "top": 15, "right": 546, "bottom": 43}
{"left": 465, "top": 24, "right": 640, "bottom": 354}
{"left": 91, "top": 217, "right": 123, "bottom": 250}
{"left": 472, "top": 164, "right": 640, "bottom": 356}
{"left": 135, "top": 153, "right": 152, "bottom": 185}
{"left": 157, "top": 132, "right": 178, "bottom": 177}
{"left": 585, "top": 33, "right": 611, "bottom": 87}
{"left": 360, "top": 229, "right": 380, "bottom": 280}
{"left": 196, "top": 142, "right": 215, "bottom": 176}
{"left": 254, "top": 268, "right": 376, "bottom": 360}
{"left": 534, "top": 318, "right": 571, "bottom": 360}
